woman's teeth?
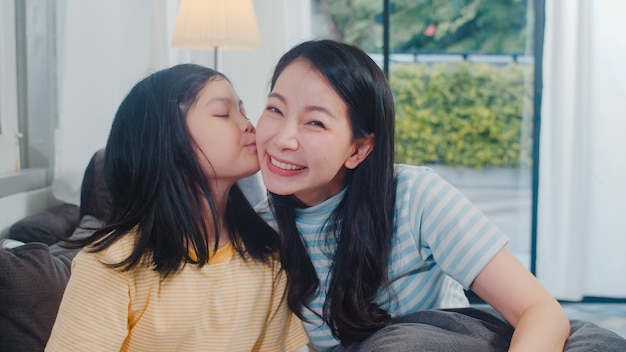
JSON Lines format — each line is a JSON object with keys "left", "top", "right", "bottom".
{"left": 271, "top": 157, "right": 304, "bottom": 171}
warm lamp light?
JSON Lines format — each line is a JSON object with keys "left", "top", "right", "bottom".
{"left": 171, "top": 0, "right": 261, "bottom": 69}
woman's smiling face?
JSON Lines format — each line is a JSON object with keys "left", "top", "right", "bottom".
{"left": 256, "top": 59, "right": 369, "bottom": 206}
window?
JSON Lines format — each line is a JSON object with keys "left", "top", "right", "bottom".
{"left": 0, "top": 0, "right": 56, "bottom": 198}
{"left": 312, "top": 0, "right": 538, "bottom": 269}
{"left": 0, "top": 0, "right": 20, "bottom": 175}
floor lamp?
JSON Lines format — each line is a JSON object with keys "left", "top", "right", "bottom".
{"left": 170, "top": 0, "right": 261, "bottom": 70}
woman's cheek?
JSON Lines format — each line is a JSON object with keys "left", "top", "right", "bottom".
{"left": 255, "top": 116, "right": 273, "bottom": 145}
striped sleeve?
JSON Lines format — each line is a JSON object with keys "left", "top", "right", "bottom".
{"left": 402, "top": 165, "right": 509, "bottom": 288}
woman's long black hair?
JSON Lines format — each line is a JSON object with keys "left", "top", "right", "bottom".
{"left": 268, "top": 40, "right": 397, "bottom": 344}
{"left": 70, "top": 63, "right": 279, "bottom": 277}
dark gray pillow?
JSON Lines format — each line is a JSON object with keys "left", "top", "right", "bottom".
{"left": 0, "top": 215, "right": 101, "bottom": 352}
{"left": 8, "top": 203, "right": 80, "bottom": 245}
{"left": 80, "top": 148, "right": 112, "bottom": 221}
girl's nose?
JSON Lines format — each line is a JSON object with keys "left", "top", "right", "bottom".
{"left": 243, "top": 119, "right": 255, "bottom": 133}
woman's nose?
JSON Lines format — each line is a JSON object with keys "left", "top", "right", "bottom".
{"left": 274, "top": 120, "right": 298, "bottom": 150}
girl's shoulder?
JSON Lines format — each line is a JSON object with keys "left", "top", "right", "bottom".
{"left": 83, "top": 231, "right": 138, "bottom": 265}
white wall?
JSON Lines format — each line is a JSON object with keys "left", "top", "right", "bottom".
{"left": 174, "top": 1, "right": 312, "bottom": 126}
{"left": 0, "top": 0, "right": 312, "bottom": 237}
{"left": 220, "top": 1, "right": 312, "bottom": 124}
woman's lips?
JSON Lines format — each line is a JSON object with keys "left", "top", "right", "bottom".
{"left": 270, "top": 156, "right": 305, "bottom": 171}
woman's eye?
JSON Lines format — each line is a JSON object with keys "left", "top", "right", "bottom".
{"left": 266, "top": 106, "right": 282, "bottom": 115}
{"left": 308, "top": 120, "right": 325, "bottom": 128}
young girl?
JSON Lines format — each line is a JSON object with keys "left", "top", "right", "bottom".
{"left": 255, "top": 40, "right": 626, "bottom": 351}
{"left": 45, "top": 64, "right": 308, "bottom": 351}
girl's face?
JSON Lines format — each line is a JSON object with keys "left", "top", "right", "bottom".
{"left": 186, "top": 78, "right": 258, "bottom": 193}
{"left": 256, "top": 59, "right": 372, "bottom": 206}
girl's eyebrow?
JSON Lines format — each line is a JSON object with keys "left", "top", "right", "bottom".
{"left": 268, "top": 92, "right": 336, "bottom": 119}
{"left": 207, "top": 97, "right": 232, "bottom": 105}
{"left": 206, "top": 97, "right": 242, "bottom": 108}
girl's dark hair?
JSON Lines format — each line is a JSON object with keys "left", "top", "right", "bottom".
{"left": 268, "top": 40, "right": 397, "bottom": 344}
{"left": 71, "top": 63, "right": 279, "bottom": 277}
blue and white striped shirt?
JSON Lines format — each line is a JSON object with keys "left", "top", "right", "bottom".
{"left": 257, "top": 164, "right": 509, "bottom": 350}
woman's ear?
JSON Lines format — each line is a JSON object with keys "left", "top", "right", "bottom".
{"left": 345, "top": 134, "right": 374, "bottom": 169}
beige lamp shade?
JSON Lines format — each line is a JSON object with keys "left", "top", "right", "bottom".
{"left": 171, "top": 0, "right": 261, "bottom": 51}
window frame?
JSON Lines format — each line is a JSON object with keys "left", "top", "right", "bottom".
{"left": 0, "top": 0, "right": 20, "bottom": 175}
{"left": 0, "top": 0, "right": 56, "bottom": 198}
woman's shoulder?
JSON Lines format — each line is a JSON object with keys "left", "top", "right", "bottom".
{"left": 395, "top": 163, "right": 442, "bottom": 185}
{"left": 393, "top": 163, "right": 457, "bottom": 206}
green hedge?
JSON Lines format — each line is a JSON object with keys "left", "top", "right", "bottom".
{"left": 391, "top": 61, "right": 534, "bottom": 168}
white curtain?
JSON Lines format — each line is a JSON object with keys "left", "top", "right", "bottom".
{"left": 52, "top": 0, "right": 179, "bottom": 205}
{"left": 537, "top": 0, "right": 626, "bottom": 300}
{"left": 52, "top": 0, "right": 311, "bottom": 205}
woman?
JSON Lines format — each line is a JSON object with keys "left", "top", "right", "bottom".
{"left": 255, "top": 39, "right": 626, "bottom": 351}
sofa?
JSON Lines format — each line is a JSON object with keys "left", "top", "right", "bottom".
{"left": 0, "top": 149, "right": 111, "bottom": 352}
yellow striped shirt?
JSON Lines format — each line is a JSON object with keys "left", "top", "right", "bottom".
{"left": 45, "top": 234, "right": 308, "bottom": 351}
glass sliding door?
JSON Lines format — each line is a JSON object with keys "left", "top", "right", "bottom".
{"left": 388, "top": 0, "right": 535, "bottom": 269}
{"left": 312, "top": 0, "right": 536, "bottom": 269}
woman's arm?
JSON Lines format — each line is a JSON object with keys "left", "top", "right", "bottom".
{"left": 471, "top": 247, "right": 570, "bottom": 352}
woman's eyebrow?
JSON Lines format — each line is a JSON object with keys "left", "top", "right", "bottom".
{"left": 306, "top": 105, "right": 336, "bottom": 119}
{"left": 268, "top": 92, "right": 336, "bottom": 119}
{"left": 268, "top": 92, "right": 286, "bottom": 103}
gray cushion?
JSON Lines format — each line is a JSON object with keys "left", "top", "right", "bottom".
{"left": 0, "top": 215, "right": 101, "bottom": 352}
{"left": 8, "top": 203, "right": 80, "bottom": 245}
{"left": 79, "top": 149, "right": 112, "bottom": 221}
